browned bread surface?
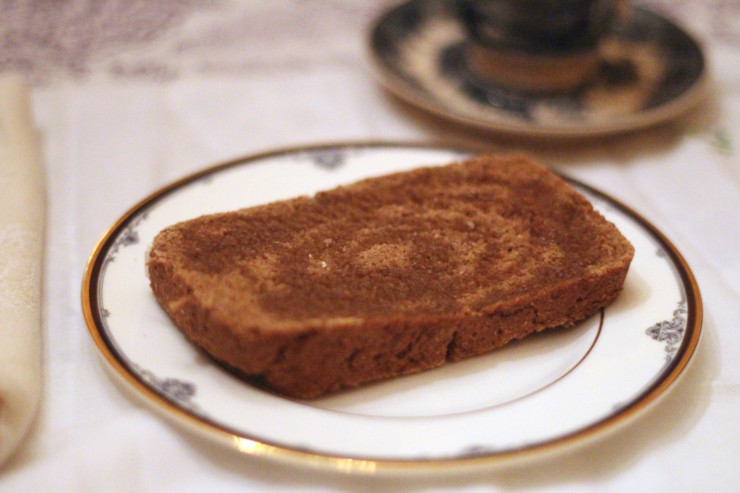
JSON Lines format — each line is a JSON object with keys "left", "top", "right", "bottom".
{"left": 148, "top": 155, "right": 634, "bottom": 398}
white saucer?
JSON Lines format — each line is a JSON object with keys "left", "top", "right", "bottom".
{"left": 83, "top": 143, "right": 702, "bottom": 473}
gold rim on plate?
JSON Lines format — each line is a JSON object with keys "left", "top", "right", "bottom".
{"left": 82, "top": 142, "right": 702, "bottom": 473}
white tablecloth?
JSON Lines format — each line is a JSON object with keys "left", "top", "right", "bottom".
{"left": 2, "top": 1, "right": 739, "bottom": 491}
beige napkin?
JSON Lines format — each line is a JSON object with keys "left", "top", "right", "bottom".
{"left": 0, "top": 75, "right": 44, "bottom": 466}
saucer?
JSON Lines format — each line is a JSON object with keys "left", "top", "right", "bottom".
{"left": 83, "top": 142, "right": 702, "bottom": 473}
{"left": 369, "top": 1, "right": 707, "bottom": 137}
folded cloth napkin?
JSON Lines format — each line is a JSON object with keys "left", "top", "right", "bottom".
{"left": 0, "top": 75, "right": 44, "bottom": 467}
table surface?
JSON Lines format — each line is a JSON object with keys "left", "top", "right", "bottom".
{"left": 2, "top": 1, "right": 739, "bottom": 491}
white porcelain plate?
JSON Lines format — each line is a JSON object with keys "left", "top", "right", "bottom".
{"left": 82, "top": 143, "right": 702, "bottom": 473}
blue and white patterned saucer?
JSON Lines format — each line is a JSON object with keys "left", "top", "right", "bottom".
{"left": 369, "top": 1, "right": 707, "bottom": 137}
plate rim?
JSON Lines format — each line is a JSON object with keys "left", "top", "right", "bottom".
{"left": 81, "top": 141, "right": 703, "bottom": 473}
{"left": 366, "top": 2, "right": 710, "bottom": 138}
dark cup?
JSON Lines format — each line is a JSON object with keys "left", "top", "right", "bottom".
{"left": 460, "top": 0, "right": 620, "bottom": 91}
{"left": 461, "top": 0, "right": 617, "bottom": 54}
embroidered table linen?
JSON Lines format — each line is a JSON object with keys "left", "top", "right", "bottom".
{"left": 1, "top": 1, "right": 739, "bottom": 491}
{"left": 0, "top": 75, "right": 44, "bottom": 468}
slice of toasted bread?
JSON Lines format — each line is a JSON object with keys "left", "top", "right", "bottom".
{"left": 147, "top": 155, "right": 634, "bottom": 398}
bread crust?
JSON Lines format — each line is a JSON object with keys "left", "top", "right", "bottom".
{"left": 148, "top": 155, "right": 634, "bottom": 398}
